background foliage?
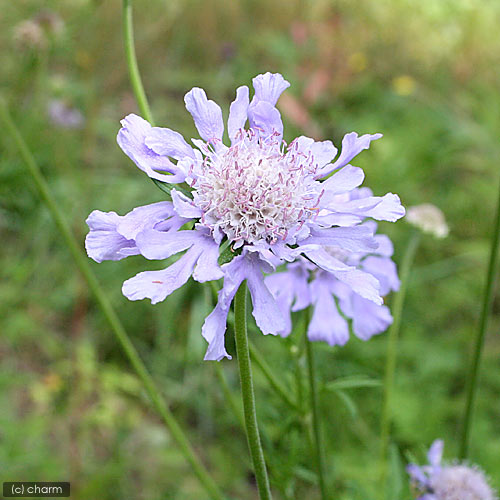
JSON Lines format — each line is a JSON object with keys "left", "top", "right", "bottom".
{"left": 1, "top": 0, "right": 500, "bottom": 498}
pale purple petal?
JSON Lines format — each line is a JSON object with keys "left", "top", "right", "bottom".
{"left": 246, "top": 259, "right": 286, "bottom": 335}
{"left": 304, "top": 225, "right": 377, "bottom": 253}
{"left": 202, "top": 302, "right": 232, "bottom": 361}
{"left": 297, "top": 246, "right": 383, "bottom": 306}
{"left": 184, "top": 88, "right": 224, "bottom": 144}
{"left": 117, "top": 114, "right": 186, "bottom": 183}
{"left": 122, "top": 247, "right": 201, "bottom": 304}
{"left": 252, "top": 72, "right": 290, "bottom": 106}
{"left": 201, "top": 255, "right": 249, "bottom": 361}
{"left": 248, "top": 100, "right": 283, "bottom": 139}
{"left": 289, "top": 262, "right": 312, "bottom": 311}
{"left": 135, "top": 229, "right": 198, "bottom": 260}
{"left": 298, "top": 246, "right": 356, "bottom": 273}
{"left": 331, "top": 268, "right": 382, "bottom": 305}
{"left": 116, "top": 201, "right": 174, "bottom": 240}
{"left": 427, "top": 440, "right": 444, "bottom": 467}
{"left": 362, "top": 256, "right": 400, "bottom": 295}
{"left": 192, "top": 235, "right": 224, "bottom": 282}
{"left": 327, "top": 193, "right": 405, "bottom": 222}
{"left": 294, "top": 136, "right": 338, "bottom": 175}
{"left": 316, "top": 132, "right": 383, "bottom": 178}
{"left": 351, "top": 294, "right": 392, "bottom": 340}
{"left": 320, "top": 165, "right": 365, "bottom": 199}
{"left": 85, "top": 210, "right": 137, "bottom": 263}
{"left": 264, "top": 272, "right": 295, "bottom": 336}
{"left": 407, "top": 464, "right": 429, "bottom": 485}
{"left": 228, "top": 85, "right": 249, "bottom": 143}
{"left": 374, "top": 234, "right": 394, "bottom": 257}
{"left": 308, "top": 276, "right": 349, "bottom": 346}
{"left": 145, "top": 127, "right": 195, "bottom": 159}
{"left": 171, "top": 189, "right": 203, "bottom": 219}
{"left": 315, "top": 212, "right": 365, "bottom": 227}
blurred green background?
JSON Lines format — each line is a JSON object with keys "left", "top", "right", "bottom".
{"left": 1, "top": 0, "right": 500, "bottom": 498}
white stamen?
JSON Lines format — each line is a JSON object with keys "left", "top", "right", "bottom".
{"left": 194, "top": 130, "right": 321, "bottom": 244}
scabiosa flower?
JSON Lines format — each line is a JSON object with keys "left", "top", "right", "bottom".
{"left": 265, "top": 192, "right": 400, "bottom": 346}
{"left": 407, "top": 203, "right": 449, "bottom": 238}
{"left": 407, "top": 440, "right": 497, "bottom": 500}
{"left": 85, "top": 73, "right": 405, "bottom": 360}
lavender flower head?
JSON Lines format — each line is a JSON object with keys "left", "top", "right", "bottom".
{"left": 85, "top": 73, "right": 405, "bottom": 360}
{"left": 265, "top": 198, "right": 399, "bottom": 346}
{"left": 407, "top": 440, "right": 497, "bottom": 500}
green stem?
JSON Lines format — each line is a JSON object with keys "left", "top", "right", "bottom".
{"left": 122, "top": 0, "right": 154, "bottom": 124}
{"left": 214, "top": 363, "right": 246, "bottom": 430}
{"left": 0, "top": 98, "right": 223, "bottom": 500}
{"left": 460, "top": 177, "right": 500, "bottom": 459}
{"left": 212, "top": 280, "right": 299, "bottom": 413}
{"left": 379, "top": 231, "right": 420, "bottom": 486}
{"left": 249, "top": 342, "right": 300, "bottom": 412}
{"left": 234, "top": 283, "right": 272, "bottom": 500}
{"left": 304, "top": 314, "right": 328, "bottom": 500}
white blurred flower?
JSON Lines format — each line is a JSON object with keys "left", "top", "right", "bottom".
{"left": 406, "top": 203, "right": 449, "bottom": 238}
{"left": 13, "top": 20, "right": 47, "bottom": 50}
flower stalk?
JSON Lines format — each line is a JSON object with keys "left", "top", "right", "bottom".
{"left": 460, "top": 175, "right": 500, "bottom": 459}
{"left": 234, "top": 282, "right": 272, "bottom": 500}
{"left": 379, "top": 230, "right": 420, "bottom": 487}
{"left": 304, "top": 311, "right": 328, "bottom": 500}
{"left": 0, "top": 98, "right": 223, "bottom": 500}
{"left": 122, "top": 0, "right": 154, "bottom": 124}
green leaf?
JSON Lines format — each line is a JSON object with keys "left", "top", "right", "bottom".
{"left": 333, "top": 389, "right": 358, "bottom": 419}
{"left": 151, "top": 178, "right": 192, "bottom": 198}
{"left": 388, "top": 443, "right": 409, "bottom": 500}
{"left": 323, "top": 376, "right": 382, "bottom": 392}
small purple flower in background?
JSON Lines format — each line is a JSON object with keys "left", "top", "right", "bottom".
{"left": 48, "top": 99, "right": 85, "bottom": 129}
{"left": 85, "top": 73, "right": 405, "bottom": 360}
{"left": 265, "top": 191, "right": 400, "bottom": 346}
{"left": 407, "top": 440, "right": 497, "bottom": 500}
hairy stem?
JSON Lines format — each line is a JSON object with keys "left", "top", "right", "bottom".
{"left": 379, "top": 231, "right": 420, "bottom": 488}
{"left": 234, "top": 282, "right": 272, "bottom": 500}
{"left": 460, "top": 177, "right": 500, "bottom": 458}
{"left": 0, "top": 98, "right": 222, "bottom": 500}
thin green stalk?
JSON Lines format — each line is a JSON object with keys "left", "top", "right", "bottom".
{"left": 212, "top": 280, "right": 299, "bottom": 413}
{"left": 460, "top": 176, "right": 500, "bottom": 459}
{"left": 122, "top": 0, "right": 154, "bottom": 124}
{"left": 304, "top": 313, "right": 328, "bottom": 500}
{"left": 234, "top": 282, "right": 272, "bottom": 500}
{"left": 379, "top": 230, "right": 420, "bottom": 487}
{"left": 0, "top": 98, "right": 222, "bottom": 500}
{"left": 214, "top": 363, "right": 246, "bottom": 430}
{"left": 249, "top": 342, "right": 300, "bottom": 412}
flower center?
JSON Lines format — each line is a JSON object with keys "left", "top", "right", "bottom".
{"left": 195, "top": 131, "right": 321, "bottom": 245}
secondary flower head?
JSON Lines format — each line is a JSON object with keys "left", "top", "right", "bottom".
{"left": 407, "top": 440, "right": 497, "bottom": 500}
{"left": 406, "top": 203, "right": 449, "bottom": 238}
{"left": 85, "top": 72, "right": 405, "bottom": 360}
{"left": 265, "top": 202, "right": 399, "bottom": 346}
